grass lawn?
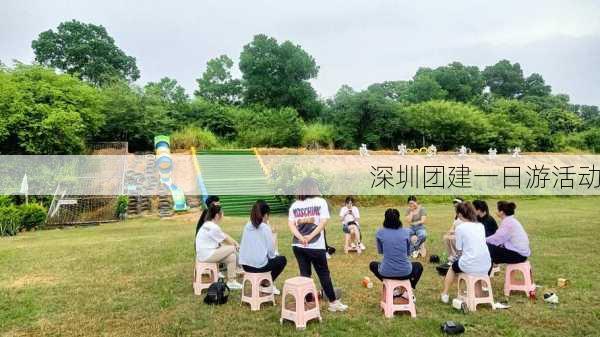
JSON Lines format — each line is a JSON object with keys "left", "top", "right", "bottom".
{"left": 2, "top": 197, "right": 600, "bottom": 337}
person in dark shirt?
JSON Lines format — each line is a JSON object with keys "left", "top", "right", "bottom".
{"left": 473, "top": 200, "right": 498, "bottom": 237}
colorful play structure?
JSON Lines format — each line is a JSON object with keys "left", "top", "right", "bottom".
{"left": 154, "top": 135, "right": 188, "bottom": 211}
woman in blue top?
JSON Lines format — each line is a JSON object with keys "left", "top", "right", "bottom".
{"left": 239, "top": 200, "right": 287, "bottom": 294}
{"left": 369, "top": 208, "right": 424, "bottom": 290}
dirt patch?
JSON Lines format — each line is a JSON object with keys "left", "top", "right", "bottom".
{"left": 6, "top": 275, "right": 58, "bottom": 289}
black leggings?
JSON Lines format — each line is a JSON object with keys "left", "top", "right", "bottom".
{"left": 369, "top": 261, "right": 424, "bottom": 289}
{"left": 242, "top": 255, "right": 287, "bottom": 282}
{"left": 487, "top": 243, "right": 527, "bottom": 264}
{"left": 292, "top": 246, "right": 336, "bottom": 302}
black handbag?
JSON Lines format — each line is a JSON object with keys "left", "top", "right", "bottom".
{"left": 203, "top": 278, "right": 230, "bottom": 305}
{"left": 441, "top": 321, "right": 465, "bottom": 334}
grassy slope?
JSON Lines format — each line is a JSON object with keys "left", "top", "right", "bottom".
{"left": 1, "top": 198, "right": 600, "bottom": 337}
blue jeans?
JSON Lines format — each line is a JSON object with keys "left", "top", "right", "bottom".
{"left": 408, "top": 225, "right": 427, "bottom": 254}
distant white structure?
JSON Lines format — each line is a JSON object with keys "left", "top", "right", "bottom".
{"left": 488, "top": 148, "right": 497, "bottom": 159}
{"left": 397, "top": 144, "right": 407, "bottom": 156}
{"left": 359, "top": 143, "right": 370, "bottom": 156}
{"left": 427, "top": 144, "right": 437, "bottom": 157}
{"left": 458, "top": 145, "right": 468, "bottom": 157}
{"left": 511, "top": 147, "right": 522, "bottom": 158}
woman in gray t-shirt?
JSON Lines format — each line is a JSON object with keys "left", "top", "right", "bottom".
{"left": 405, "top": 196, "right": 428, "bottom": 257}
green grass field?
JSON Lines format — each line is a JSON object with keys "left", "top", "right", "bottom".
{"left": 2, "top": 198, "right": 600, "bottom": 337}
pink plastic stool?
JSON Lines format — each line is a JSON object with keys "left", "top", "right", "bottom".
{"left": 380, "top": 279, "right": 416, "bottom": 318}
{"left": 504, "top": 261, "right": 535, "bottom": 296}
{"left": 457, "top": 273, "right": 495, "bottom": 312}
{"left": 241, "top": 272, "right": 276, "bottom": 311}
{"left": 193, "top": 262, "right": 219, "bottom": 295}
{"left": 280, "top": 277, "right": 321, "bottom": 330}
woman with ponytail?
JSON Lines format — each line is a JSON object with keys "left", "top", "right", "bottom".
{"left": 239, "top": 200, "right": 287, "bottom": 294}
{"left": 195, "top": 203, "right": 243, "bottom": 290}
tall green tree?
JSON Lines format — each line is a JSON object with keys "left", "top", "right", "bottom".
{"left": 98, "top": 81, "right": 172, "bottom": 151}
{"left": 145, "top": 77, "right": 190, "bottom": 121}
{"left": 326, "top": 86, "right": 399, "bottom": 149}
{"left": 405, "top": 72, "right": 447, "bottom": 103}
{"left": 195, "top": 55, "right": 242, "bottom": 105}
{"left": 32, "top": 20, "right": 139, "bottom": 86}
{"left": 421, "top": 62, "right": 485, "bottom": 102}
{"left": 0, "top": 65, "right": 103, "bottom": 154}
{"left": 366, "top": 81, "right": 410, "bottom": 101}
{"left": 239, "top": 34, "right": 321, "bottom": 120}
{"left": 522, "top": 73, "right": 551, "bottom": 97}
{"left": 482, "top": 60, "right": 525, "bottom": 98}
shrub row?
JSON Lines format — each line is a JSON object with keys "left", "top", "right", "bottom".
{"left": 0, "top": 203, "right": 47, "bottom": 237}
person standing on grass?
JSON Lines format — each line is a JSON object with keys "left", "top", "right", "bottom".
{"left": 339, "top": 196, "right": 366, "bottom": 251}
{"left": 287, "top": 178, "right": 348, "bottom": 312}
{"left": 195, "top": 204, "right": 243, "bottom": 290}
{"left": 442, "top": 197, "right": 465, "bottom": 265}
{"left": 486, "top": 201, "right": 530, "bottom": 264}
{"left": 473, "top": 200, "right": 498, "bottom": 237}
{"left": 405, "top": 196, "right": 428, "bottom": 258}
{"left": 239, "top": 200, "right": 287, "bottom": 295}
{"left": 441, "top": 202, "right": 492, "bottom": 304}
{"left": 370, "top": 208, "right": 423, "bottom": 300}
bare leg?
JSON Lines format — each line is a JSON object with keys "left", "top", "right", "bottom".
{"left": 442, "top": 268, "right": 456, "bottom": 295}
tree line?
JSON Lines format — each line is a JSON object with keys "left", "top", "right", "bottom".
{"left": 1, "top": 20, "right": 599, "bottom": 154}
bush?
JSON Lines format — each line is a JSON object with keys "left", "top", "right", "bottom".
{"left": 188, "top": 99, "right": 238, "bottom": 139}
{"left": 0, "top": 196, "right": 13, "bottom": 207}
{"left": 235, "top": 107, "right": 304, "bottom": 147}
{"left": 0, "top": 206, "right": 21, "bottom": 236}
{"left": 581, "top": 128, "right": 600, "bottom": 153}
{"left": 170, "top": 126, "right": 219, "bottom": 150}
{"left": 302, "top": 123, "right": 334, "bottom": 149}
{"left": 115, "top": 195, "right": 128, "bottom": 216}
{"left": 18, "top": 203, "right": 47, "bottom": 231}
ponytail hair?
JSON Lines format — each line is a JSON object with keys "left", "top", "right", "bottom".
{"left": 456, "top": 201, "right": 477, "bottom": 222}
{"left": 497, "top": 201, "right": 516, "bottom": 216}
{"left": 206, "top": 204, "right": 222, "bottom": 221}
{"left": 250, "top": 200, "right": 271, "bottom": 228}
{"left": 195, "top": 196, "right": 221, "bottom": 235}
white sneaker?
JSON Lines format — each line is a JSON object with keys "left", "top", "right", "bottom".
{"left": 326, "top": 253, "right": 332, "bottom": 259}
{"left": 328, "top": 300, "right": 348, "bottom": 312}
{"left": 227, "top": 281, "right": 243, "bottom": 290}
{"left": 412, "top": 251, "right": 419, "bottom": 259}
{"left": 260, "top": 285, "right": 281, "bottom": 295}
{"left": 441, "top": 293, "right": 450, "bottom": 304}
{"left": 359, "top": 242, "right": 366, "bottom": 250}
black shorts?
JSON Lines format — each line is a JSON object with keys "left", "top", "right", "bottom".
{"left": 342, "top": 221, "right": 359, "bottom": 234}
{"left": 451, "top": 260, "right": 463, "bottom": 273}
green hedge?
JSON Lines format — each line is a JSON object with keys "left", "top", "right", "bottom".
{"left": 0, "top": 203, "right": 47, "bottom": 237}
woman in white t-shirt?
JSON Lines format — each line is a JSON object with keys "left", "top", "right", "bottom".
{"left": 195, "top": 204, "right": 243, "bottom": 290}
{"left": 339, "top": 196, "right": 365, "bottom": 251}
{"left": 440, "top": 201, "right": 492, "bottom": 304}
{"left": 288, "top": 178, "right": 348, "bottom": 312}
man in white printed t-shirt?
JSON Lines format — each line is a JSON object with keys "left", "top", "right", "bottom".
{"left": 287, "top": 178, "right": 349, "bottom": 312}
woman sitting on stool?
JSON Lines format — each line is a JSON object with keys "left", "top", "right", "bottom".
{"left": 370, "top": 208, "right": 424, "bottom": 299}
{"left": 239, "top": 200, "right": 287, "bottom": 295}
{"left": 486, "top": 201, "right": 530, "bottom": 264}
{"left": 440, "top": 202, "right": 491, "bottom": 304}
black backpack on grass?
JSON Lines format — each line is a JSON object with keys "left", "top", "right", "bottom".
{"left": 203, "top": 278, "right": 230, "bottom": 305}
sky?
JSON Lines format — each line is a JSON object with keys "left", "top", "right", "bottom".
{"left": 1, "top": 0, "right": 599, "bottom": 106}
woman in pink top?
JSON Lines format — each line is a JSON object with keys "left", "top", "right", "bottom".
{"left": 486, "top": 201, "right": 531, "bottom": 264}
